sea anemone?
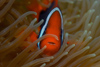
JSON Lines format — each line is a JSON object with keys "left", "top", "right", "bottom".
{"left": 0, "top": 0, "right": 100, "bottom": 67}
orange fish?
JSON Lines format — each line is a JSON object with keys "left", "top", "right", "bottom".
{"left": 36, "top": 1, "right": 63, "bottom": 56}
{"left": 23, "top": 0, "right": 63, "bottom": 56}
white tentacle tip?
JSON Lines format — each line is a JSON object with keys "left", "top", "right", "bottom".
{"left": 64, "top": 52, "right": 68, "bottom": 55}
{"left": 92, "top": 54, "right": 96, "bottom": 57}
{"left": 51, "top": 56, "right": 54, "bottom": 59}
{"left": 41, "top": 19, "right": 44, "bottom": 22}
{"left": 90, "top": 9, "right": 95, "bottom": 12}
{"left": 76, "top": 15, "right": 80, "bottom": 17}
{"left": 96, "top": 16, "right": 99, "bottom": 18}
{"left": 72, "top": 44, "right": 75, "bottom": 47}
{"left": 88, "top": 36, "right": 92, "bottom": 39}
{"left": 85, "top": 46, "right": 90, "bottom": 49}
{"left": 65, "top": 33, "right": 69, "bottom": 36}
{"left": 43, "top": 46, "right": 47, "bottom": 49}
{"left": 40, "top": 63, "right": 46, "bottom": 67}
{"left": 94, "top": 1, "right": 98, "bottom": 4}
{"left": 46, "top": 60, "right": 50, "bottom": 62}
{"left": 84, "top": 30, "right": 87, "bottom": 33}
{"left": 35, "top": 12, "right": 37, "bottom": 15}
{"left": 34, "top": 18, "right": 37, "bottom": 21}
{"left": 70, "top": 1, "right": 74, "bottom": 4}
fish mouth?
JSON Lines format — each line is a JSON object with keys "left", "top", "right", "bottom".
{"left": 48, "top": 42, "right": 55, "bottom": 45}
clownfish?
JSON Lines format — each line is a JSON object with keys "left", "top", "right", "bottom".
{"left": 37, "top": 1, "right": 63, "bottom": 56}
{"left": 27, "top": 0, "right": 63, "bottom": 56}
